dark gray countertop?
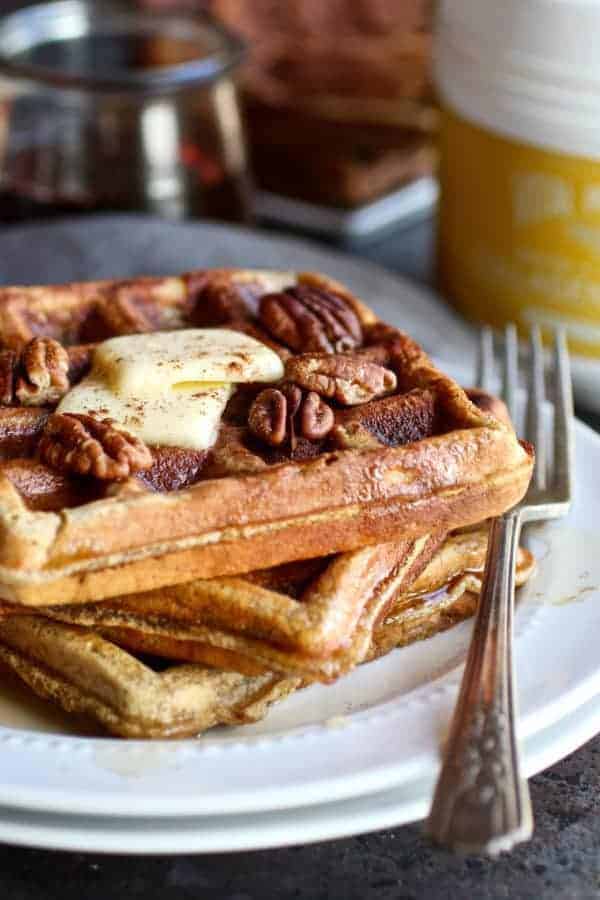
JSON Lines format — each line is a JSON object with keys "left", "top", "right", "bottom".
{"left": 0, "top": 216, "right": 599, "bottom": 900}
{"left": 4, "top": 738, "right": 600, "bottom": 899}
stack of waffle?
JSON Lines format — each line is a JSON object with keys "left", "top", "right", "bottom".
{"left": 210, "top": 0, "right": 437, "bottom": 206}
{"left": 0, "top": 268, "right": 534, "bottom": 737}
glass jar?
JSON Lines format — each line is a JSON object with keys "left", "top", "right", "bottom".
{"left": 0, "top": 0, "right": 252, "bottom": 222}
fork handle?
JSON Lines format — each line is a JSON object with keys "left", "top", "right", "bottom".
{"left": 425, "top": 511, "right": 533, "bottom": 855}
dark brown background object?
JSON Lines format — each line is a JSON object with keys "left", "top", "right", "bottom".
{"left": 149, "top": 0, "right": 437, "bottom": 207}
{"left": 212, "top": 0, "right": 437, "bottom": 207}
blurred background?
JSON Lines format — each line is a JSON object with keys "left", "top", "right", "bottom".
{"left": 0, "top": 0, "right": 436, "bottom": 234}
{"left": 0, "top": 0, "right": 599, "bottom": 407}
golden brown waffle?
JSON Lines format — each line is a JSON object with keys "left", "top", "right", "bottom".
{"left": 0, "top": 268, "right": 533, "bottom": 606}
{"left": 31, "top": 531, "right": 444, "bottom": 682}
{"left": 0, "top": 527, "right": 535, "bottom": 738}
{"left": 33, "top": 527, "right": 534, "bottom": 682}
{"left": 0, "top": 616, "right": 297, "bottom": 738}
{"left": 367, "top": 529, "right": 534, "bottom": 661}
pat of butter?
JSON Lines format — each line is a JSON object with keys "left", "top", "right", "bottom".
{"left": 58, "top": 377, "right": 233, "bottom": 451}
{"left": 95, "top": 329, "right": 284, "bottom": 396}
{"left": 59, "top": 328, "right": 284, "bottom": 451}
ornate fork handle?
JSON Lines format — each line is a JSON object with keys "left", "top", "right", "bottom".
{"left": 425, "top": 511, "right": 533, "bottom": 855}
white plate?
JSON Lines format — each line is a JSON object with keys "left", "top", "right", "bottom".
{"left": 0, "top": 416, "right": 598, "bottom": 819}
{"left": 0, "top": 689, "right": 597, "bottom": 854}
{"left": 0, "top": 218, "right": 596, "bottom": 843}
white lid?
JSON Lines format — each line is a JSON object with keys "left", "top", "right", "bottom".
{"left": 435, "top": 0, "right": 600, "bottom": 158}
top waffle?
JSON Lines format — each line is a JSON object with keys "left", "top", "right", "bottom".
{"left": 0, "top": 268, "right": 533, "bottom": 605}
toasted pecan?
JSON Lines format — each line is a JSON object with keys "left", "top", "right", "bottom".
{"left": 298, "top": 389, "right": 335, "bottom": 440}
{"left": 0, "top": 338, "right": 80, "bottom": 407}
{"left": 15, "top": 337, "right": 70, "bottom": 406}
{"left": 466, "top": 388, "right": 512, "bottom": 427}
{"left": 249, "top": 385, "right": 334, "bottom": 449}
{"left": 259, "top": 285, "right": 363, "bottom": 353}
{"left": 186, "top": 273, "right": 262, "bottom": 326}
{"left": 285, "top": 353, "right": 396, "bottom": 405}
{"left": 248, "top": 387, "right": 287, "bottom": 446}
{"left": 39, "top": 414, "right": 153, "bottom": 480}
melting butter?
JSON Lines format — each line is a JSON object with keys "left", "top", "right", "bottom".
{"left": 95, "top": 328, "right": 284, "bottom": 395}
{"left": 59, "top": 377, "right": 233, "bottom": 450}
{"left": 58, "top": 328, "right": 284, "bottom": 451}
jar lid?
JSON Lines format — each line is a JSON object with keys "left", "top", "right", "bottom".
{"left": 438, "top": 0, "right": 600, "bottom": 89}
{"left": 435, "top": 0, "right": 600, "bottom": 158}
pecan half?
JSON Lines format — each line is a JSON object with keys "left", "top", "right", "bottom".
{"left": 298, "top": 389, "right": 336, "bottom": 440}
{"left": 466, "top": 388, "right": 511, "bottom": 427}
{"left": 187, "top": 274, "right": 262, "bottom": 326}
{"left": 285, "top": 353, "right": 397, "bottom": 406}
{"left": 15, "top": 337, "right": 70, "bottom": 406}
{"left": 81, "top": 285, "right": 164, "bottom": 341}
{"left": 39, "top": 414, "right": 153, "bottom": 480}
{"left": 248, "top": 384, "right": 334, "bottom": 448}
{"left": 248, "top": 387, "right": 287, "bottom": 447}
{"left": 0, "top": 340, "right": 90, "bottom": 408}
{"left": 259, "top": 285, "right": 363, "bottom": 353}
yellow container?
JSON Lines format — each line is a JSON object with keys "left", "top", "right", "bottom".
{"left": 438, "top": 108, "right": 600, "bottom": 360}
{"left": 435, "top": 0, "right": 600, "bottom": 406}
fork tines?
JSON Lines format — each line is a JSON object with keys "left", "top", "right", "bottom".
{"left": 478, "top": 324, "right": 573, "bottom": 517}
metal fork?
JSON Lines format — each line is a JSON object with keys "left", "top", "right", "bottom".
{"left": 425, "top": 325, "right": 574, "bottom": 855}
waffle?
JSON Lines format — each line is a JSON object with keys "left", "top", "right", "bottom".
{"left": 0, "top": 268, "right": 533, "bottom": 606}
{"left": 0, "top": 527, "right": 535, "bottom": 738}
{"left": 28, "top": 531, "right": 444, "bottom": 682}
{"left": 32, "top": 527, "right": 535, "bottom": 682}
{"left": 0, "top": 615, "right": 298, "bottom": 739}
